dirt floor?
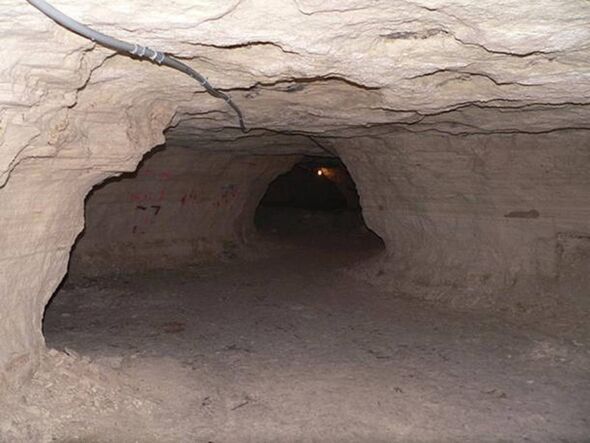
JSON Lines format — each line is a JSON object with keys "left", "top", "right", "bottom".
{"left": 2, "top": 231, "right": 589, "bottom": 442}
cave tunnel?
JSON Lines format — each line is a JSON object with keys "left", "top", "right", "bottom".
{"left": 254, "top": 156, "right": 381, "bottom": 244}
{"left": 44, "top": 145, "right": 388, "bottom": 354}
{"left": 36, "top": 133, "right": 589, "bottom": 441}
{"left": 2, "top": 1, "right": 590, "bottom": 441}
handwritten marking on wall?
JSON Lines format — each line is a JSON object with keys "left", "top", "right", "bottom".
{"left": 141, "top": 169, "right": 173, "bottom": 181}
{"left": 129, "top": 189, "right": 166, "bottom": 203}
{"left": 132, "top": 204, "right": 162, "bottom": 234}
{"left": 215, "top": 184, "right": 239, "bottom": 208}
{"left": 180, "top": 192, "right": 199, "bottom": 207}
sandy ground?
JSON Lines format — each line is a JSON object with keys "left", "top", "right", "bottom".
{"left": 2, "top": 232, "right": 589, "bottom": 442}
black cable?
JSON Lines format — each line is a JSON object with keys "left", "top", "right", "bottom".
{"left": 26, "top": 0, "right": 247, "bottom": 132}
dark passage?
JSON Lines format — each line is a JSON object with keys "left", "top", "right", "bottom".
{"left": 255, "top": 156, "right": 372, "bottom": 241}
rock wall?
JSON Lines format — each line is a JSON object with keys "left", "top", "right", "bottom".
{"left": 69, "top": 148, "right": 296, "bottom": 277}
{"left": 0, "top": 161, "right": 101, "bottom": 384}
{"left": 338, "top": 131, "right": 590, "bottom": 313}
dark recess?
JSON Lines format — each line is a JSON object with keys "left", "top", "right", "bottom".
{"left": 254, "top": 156, "right": 367, "bottom": 235}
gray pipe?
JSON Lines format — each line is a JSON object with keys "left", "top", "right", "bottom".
{"left": 26, "top": 0, "right": 247, "bottom": 132}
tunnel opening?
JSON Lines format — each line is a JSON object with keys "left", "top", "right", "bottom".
{"left": 53, "top": 142, "right": 385, "bottom": 284}
{"left": 254, "top": 155, "right": 384, "bottom": 251}
{"left": 39, "top": 139, "right": 398, "bottom": 436}
{"left": 44, "top": 141, "right": 387, "bottom": 355}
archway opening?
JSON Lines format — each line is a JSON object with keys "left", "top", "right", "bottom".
{"left": 43, "top": 143, "right": 387, "bottom": 358}
{"left": 254, "top": 155, "right": 384, "bottom": 253}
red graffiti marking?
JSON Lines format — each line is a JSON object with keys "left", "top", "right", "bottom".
{"left": 129, "top": 188, "right": 167, "bottom": 203}
{"left": 217, "top": 185, "right": 239, "bottom": 206}
{"left": 129, "top": 192, "right": 144, "bottom": 202}
{"left": 180, "top": 191, "right": 198, "bottom": 207}
{"left": 140, "top": 168, "right": 173, "bottom": 181}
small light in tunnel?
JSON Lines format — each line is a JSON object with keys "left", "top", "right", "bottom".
{"left": 316, "top": 167, "right": 336, "bottom": 179}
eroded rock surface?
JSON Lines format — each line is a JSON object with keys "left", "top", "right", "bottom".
{"left": 69, "top": 148, "right": 296, "bottom": 277}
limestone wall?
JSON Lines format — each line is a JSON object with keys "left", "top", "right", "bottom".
{"left": 69, "top": 148, "right": 296, "bottom": 277}
{"left": 338, "top": 131, "right": 590, "bottom": 312}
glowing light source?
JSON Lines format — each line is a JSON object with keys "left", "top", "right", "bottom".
{"left": 317, "top": 169, "right": 323, "bottom": 176}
